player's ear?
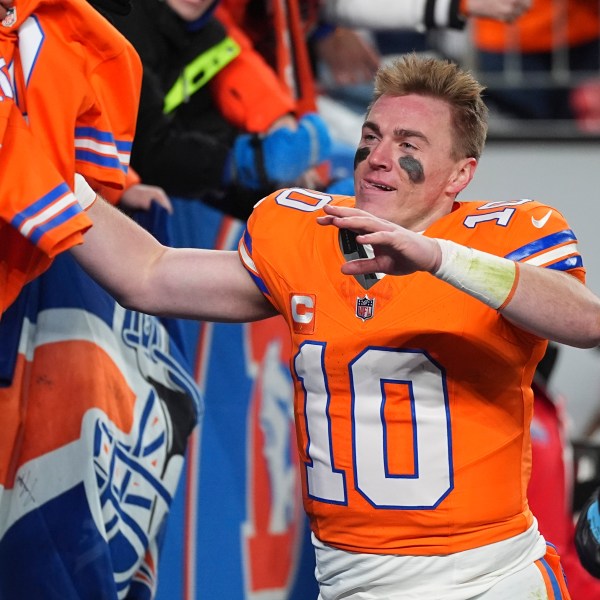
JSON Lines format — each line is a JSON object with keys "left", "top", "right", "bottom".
{"left": 447, "top": 157, "right": 477, "bottom": 195}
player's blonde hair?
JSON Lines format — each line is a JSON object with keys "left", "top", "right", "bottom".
{"left": 369, "top": 53, "right": 488, "bottom": 161}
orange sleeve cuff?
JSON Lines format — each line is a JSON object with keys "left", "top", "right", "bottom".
{"left": 93, "top": 167, "right": 141, "bottom": 206}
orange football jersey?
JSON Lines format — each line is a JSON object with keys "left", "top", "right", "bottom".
{"left": 0, "top": 0, "right": 142, "bottom": 314}
{"left": 239, "top": 188, "right": 585, "bottom": 556}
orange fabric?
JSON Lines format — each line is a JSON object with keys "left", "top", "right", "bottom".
{"left": 0, "top": 101, "right": 91, "bottom": 314}
{"left": 96, "top": 166, "right": 142, "bottom": 206}
{"left": 219, "top": 0, "right": 330, "bottom": 182}
{"left": 0, "top": 345, "right": 136, "bottom": 487}
{"left": 220, "top": 0, "right": 320, "bottom": 112}
{"left": 212, "top": 5, "right": 295, "bottom": 132}
{"left": 0, "top": 0, "right": 142, "bottom": 315}
{"left": 272, "top": 0, "right": 318, "bottom": 113}
{"left": 240, "top": 190, "right": 585, "bottom": 555}
{"left": 473, "top": 0, "right": 600, "bottom": 53}
{"left": 535, "top": 544, "right": 572, "bottom": 599}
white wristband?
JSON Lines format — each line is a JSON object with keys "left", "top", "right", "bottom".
{"left": 74, "top": 173, "right": 97, "bottom": 210}
{"left": 433, "top": 238, "right": 518, "bottom": 310}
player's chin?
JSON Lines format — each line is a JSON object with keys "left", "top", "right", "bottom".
{"left": 355, "top": 195, "right": 393, "bottom": 220}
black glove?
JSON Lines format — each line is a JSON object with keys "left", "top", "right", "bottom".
{"left": 575, "top": 487, "right": 600, "bottom": 579}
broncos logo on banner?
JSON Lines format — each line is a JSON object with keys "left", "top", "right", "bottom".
{"left": 0, "top": 252, "right": 201, "bottom": 600}
{"left": 153, "top": 201, "right": 314, "bottom": 600}
{"left": 242, "top": 318, "right": 304, "bottom": 598}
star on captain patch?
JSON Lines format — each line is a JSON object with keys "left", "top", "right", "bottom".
{"left": 356, "top": 295, "right": 375, "bottom": 321}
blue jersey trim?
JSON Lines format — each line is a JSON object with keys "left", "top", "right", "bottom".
{"left": 75, "top": 149, "right": 127, "bottom": 172}
{"left": 10, "top": 183, "right": 71, "bottom": 229}
{"left": 28, "top": 203, "right": 81, "bottom": 245}
{"left": 505, "top": 230, "right": 577, "bottom": 262}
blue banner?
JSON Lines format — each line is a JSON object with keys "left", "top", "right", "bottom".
{"left": 156, "top": 199, "right": 317, "bottom": 600}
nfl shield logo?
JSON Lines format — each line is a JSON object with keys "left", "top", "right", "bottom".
{"left": 356, "top": 295, "right": 375, "bottom": 321}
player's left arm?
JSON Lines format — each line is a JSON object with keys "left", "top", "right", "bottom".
{"left": 496, "top": 260, "right": 600, "bottom": 348}
{"left": 318, "top": 202, "right": 600, "bottom": 349}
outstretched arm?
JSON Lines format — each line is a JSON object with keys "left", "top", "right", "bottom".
{"left": 318, "top": 203, "right": 600, "bottom": 349}
{"left": 71, "top": 196, "right": 276, "bottom": 322}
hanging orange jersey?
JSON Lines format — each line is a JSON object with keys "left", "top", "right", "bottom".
{"left": 0, "top": 0, "right": 142, "bottom": 315}
{"left": 239, "top": 189, "right": 585, "bottom": 556}
{"left": 472, "top": 0, "right": 600, "bottom": 53}
{"left": 0, "top": 63, "right": 90, "bottom": 315}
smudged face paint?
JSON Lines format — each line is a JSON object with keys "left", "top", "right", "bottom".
{"left": 399, "top": 156, "right": 425, "bottom": 184}
{"left": 353, "top": 94, "right": 469, "bottom": 230}
{"left": 354, "top": 147, "right": 370, "bottom": 170}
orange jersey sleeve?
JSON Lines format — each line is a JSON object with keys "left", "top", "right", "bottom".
{"left": 0, "top": 76, "right": 91, "bottom": 314}
{"left": 0, "top": 0, "right": 141, "bottom": 313}
{"left": 20, "top": 0, "right": 142, "bottom": 191}
{"left": 239, "top": 190, "right": 585, "bottom": 555}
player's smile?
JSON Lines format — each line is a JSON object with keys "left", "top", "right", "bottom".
{"left": 363, "top": 177, "right": 396, "bottom": 192}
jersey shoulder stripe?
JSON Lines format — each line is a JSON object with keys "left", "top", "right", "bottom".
{"left": 505, "top": 229, "right": 578, "bottom": 262}
{"left": 452, "top": 200, "right": 584, "bottom": 280}
{"left": 239, "top": 229, "right": 270, "bottom": 297}
{"left": 505, "top": 229, "right": 583, "bottom": 273}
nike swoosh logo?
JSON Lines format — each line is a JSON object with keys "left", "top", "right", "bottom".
{"left": 531, "top": 209, "right": 553, "bottom": 228}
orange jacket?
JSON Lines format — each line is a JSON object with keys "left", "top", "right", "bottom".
{"left": 472, "top": 0, "right": 600, "bottom": 53}
{"left": 212, "top": 5, "right": 296, "bottom": 132}
{"left": 219, "top": 0, "right": 320, "bottom": 114}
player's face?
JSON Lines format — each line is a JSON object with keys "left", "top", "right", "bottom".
{"left": 165, "top": 0, "right": 213, "bottom": 22}
{"left": 354, "top": 93, "right": 475, "bottom": 231}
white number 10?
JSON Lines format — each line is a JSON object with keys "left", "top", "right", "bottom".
{"left": 294, "top": 342, "right": 454, "bottom": 509}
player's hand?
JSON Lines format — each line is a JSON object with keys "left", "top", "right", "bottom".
{"left": 119, "top": 183, "right": 173, "bottom": 214}
{"left": 575, "top": 487, "right": 600, "bottom": 579}
{"left": 464, "top": 0, "right": 531, "bottom": 23}
{"left": 317, "top": 203, "right": 441, "bottom": 276}
{"left": 0, "top": 0, "right": 14, "bottom": 20}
